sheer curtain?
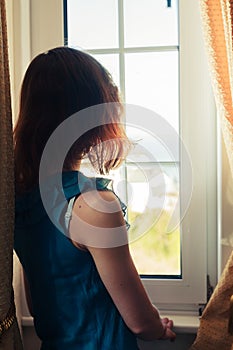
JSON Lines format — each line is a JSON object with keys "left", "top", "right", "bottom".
{"left": 0, "top": 0, "right": 23, "bottom": 348}
{"left": 191, "top": 0, "right": 233, "bottom": 349}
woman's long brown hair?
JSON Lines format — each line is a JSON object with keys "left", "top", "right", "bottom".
{"left": 14, "top": 47, "right": 130, "bottom": 193}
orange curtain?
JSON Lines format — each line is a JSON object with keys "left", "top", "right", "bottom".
{"left": 200, "top": 0, "right": 233, "bottom": 176}
{"left": 191, "top": 1, "right": 233, "bottom": 349}
{"left": 0, "top": 0, "right": 23, "bottom": 348}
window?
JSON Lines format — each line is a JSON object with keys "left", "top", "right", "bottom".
{"left": 64, "top": 0, "right": 217, "bottom": 311}
{"left": 65, "top": 0, "right": 180, "bottom": 278}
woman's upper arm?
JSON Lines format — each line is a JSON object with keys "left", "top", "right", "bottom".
{"left": 69, "top": 190, "right": 164, "bottom": 338}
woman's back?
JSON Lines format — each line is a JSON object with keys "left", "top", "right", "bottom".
{"left": 14, "top": 171, "right": 139, "bottom": 350}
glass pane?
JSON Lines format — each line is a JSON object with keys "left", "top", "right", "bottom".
{"left": 125, "top": 51, "right": 179, "bottom": 132}
{"left": 124, "top": 0, "right": 178, "bottom": 47}
{"left": 124, "top": 163, "right": 180, "bottom": 276}
{"left": 126, "top": 125, "right": 179, "bottom": 163}
{"left": 92, "top": 54, "right": 120, "bottom": 88}
{"left": 67, "top": 0, "right": 118, "bottom": 49}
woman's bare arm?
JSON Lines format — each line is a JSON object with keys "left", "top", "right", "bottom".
{"left": 69, "top": 190, "right": 176, "bottom": 341}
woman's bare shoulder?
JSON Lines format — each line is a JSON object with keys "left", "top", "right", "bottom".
{"left": 72, "top": 190, "right": 124, "bottom": 228}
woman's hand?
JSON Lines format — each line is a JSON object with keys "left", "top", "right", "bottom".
{"left": 159, "top": 317, "right": 176, "bottom": 342}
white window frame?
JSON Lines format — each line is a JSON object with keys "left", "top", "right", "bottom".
{"left": 142, "top": 0, "right": 217, "bottom": 310}
{"left": 9, "top": 0, "right": 217, "bottom": 314}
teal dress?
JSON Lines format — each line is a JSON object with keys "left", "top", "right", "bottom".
{"left": 14, "top": 171, "right": 139, "bottom": 350}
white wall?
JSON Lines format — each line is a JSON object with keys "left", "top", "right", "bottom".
{"left": 6, "top": 0, "right": 64, "bottom": 123}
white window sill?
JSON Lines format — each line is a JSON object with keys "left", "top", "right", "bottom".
{"left": 22, "top": 314, "right": 199, "bottom": 334}
{"left": 161, "top": 313, "right": 199, "bottom": 334}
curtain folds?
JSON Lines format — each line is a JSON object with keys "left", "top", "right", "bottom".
{"left": 191, "top": 1, "right": 233, "bottom": 349}
{"left": 0, "top": 0, "right": 23, "bottom": 348}
{"left": 200, "top": 0, "right": 233, "bottom": 176}
{"left": 190, "top": 250, "right": 233, "bottom": 349}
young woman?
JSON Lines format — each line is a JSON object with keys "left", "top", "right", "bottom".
{"left": 14, "top": 47, "right": 176, "bottom": 350}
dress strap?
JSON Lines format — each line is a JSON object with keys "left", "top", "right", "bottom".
{"left": 64, "top": 196, "right": 76, "bottom": 231}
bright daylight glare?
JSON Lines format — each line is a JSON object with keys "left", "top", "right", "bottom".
{"left": 67, "top": 0, "right": 180, "bottom": 277}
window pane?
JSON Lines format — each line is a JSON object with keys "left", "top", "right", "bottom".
{"left": 125, "top": 51, "right": 179, "bottom": 132}
{"left": 125, "top": 163, "right": 181, "bottom": 276}
{"left": 124, "top": 0, "right": 178, "bottom": 47}
{"left": 126, "top": 125, "right": 179, "bottom": 163}
{"left": 92, "top": 54, "right": 120, "bottom": 88}
{"left": 67, "top": 0, "right": 118, "bottom": 49}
